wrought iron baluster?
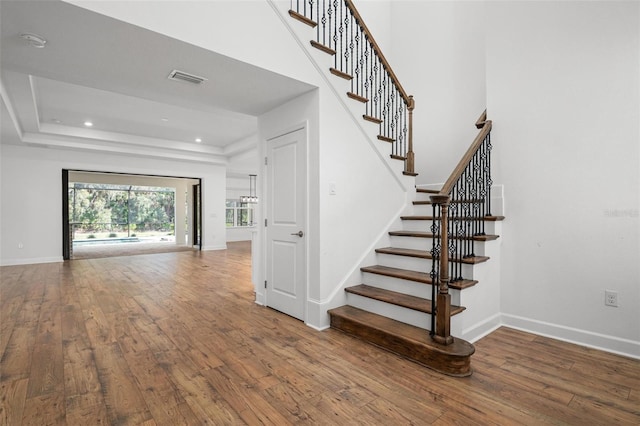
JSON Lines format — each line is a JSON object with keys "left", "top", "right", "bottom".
{"left": 308, "top": 0, "right": 314, "bottom": 21}
{"left": 486, "top": 133, "right": 493, "bottom": 216}
{"left": 349, "top": 13, "right": 354, "bottom": 92}
{"left": 364, "top": 42, "right": 370, "bottom": 116}
{"left": 430, "top": 201, "right": 441, "bottom": 336}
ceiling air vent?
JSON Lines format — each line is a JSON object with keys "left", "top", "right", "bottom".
{"left": 167, "top": 69, "right": 208, "bottom": 85}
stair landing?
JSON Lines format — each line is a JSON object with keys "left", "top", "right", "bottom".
{"left": 328, "top": 305, "right": 475, "bottom": 377}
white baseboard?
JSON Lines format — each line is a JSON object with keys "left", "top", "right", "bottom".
{"left": 463, "top": 313, "right": 503, "bottom": 343}
{"left": 502, "top": 313, "right": 640, "bottom": 360}
{"left": 201, "top": 244, "right": 227, "bottom": 251}
{"left": 1, "top": 256, "right": 63, "bottom": 266}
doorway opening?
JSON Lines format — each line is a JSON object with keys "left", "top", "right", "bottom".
{"left": 63, "top": 169, "right": 201, "bottom": 260}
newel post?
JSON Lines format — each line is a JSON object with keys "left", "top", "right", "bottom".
{"left": 405, "top": 95, "right": 415, "bottom": 174}
{"left": 430, "top": 194, "right": 454, "bottom": 345}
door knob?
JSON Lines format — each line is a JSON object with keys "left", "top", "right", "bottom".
{"left": 290, "top": 230, "right": 304, "bottom": 237}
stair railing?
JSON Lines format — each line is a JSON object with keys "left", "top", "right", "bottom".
{"left": 289, "top": 0, "right": 416, "bottom": 174}
{"left": 430, "top": 110, "right": 493, "bottom": 344}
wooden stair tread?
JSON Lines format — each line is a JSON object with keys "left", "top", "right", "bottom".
{"left": 288, "top": 10, "right": 317, "bottom": 27}
{"left": 346, "top": 284, "right": 465, "bottom": 315}
{"left": 363, "top": 115, "right": 383, "bottom": 124}
{"left": 328, "top": 305, "right": 474, "bottom": 376}
{"left": 360, "top": 265, "right": 477, "bottom": 290}
{"left": 400, "top": 215, "right": 505, "bottom": 221}
{"left": 390, "top": 155, "right": 406, "bottom": 161}
{"left": 403, "top": 171, "right": 419, "bottom": 177}
{"left": 347, "top": 92, "right": 368, "bottom": 103}
{"left": 378, "top": 135, "right": 395, "bottom": 143}
{"left": 416, "top": 188, "right": 441, "bottom": 194}
{"left": 413, "top": 198, "right": 485, "bottom": 205}
{"left": 389, "top": 230, "right": 500, "bottom": 241}
{"left": 310, "top": 40, "right": 335, "bottom": 55}
{"left": 376, "top": 247, "right": 489, "bottom": 264}
{"left": 330, "top": 67, "right": 353, "bottom": 80}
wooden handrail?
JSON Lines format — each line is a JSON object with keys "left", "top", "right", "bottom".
{"left": 430, "top": 110, "right": 493, "bottom": 345}
{"left": 440, "top": 114, "right": 492, "bottom": 195}
{"left": 289, "top": 0, "right": 415, "bottom": 174}
{"left": 343, "top": 0, "right": 411, "bottom": 106}
{"left": 475, "top": 109, "right": 488, "bottom": 129}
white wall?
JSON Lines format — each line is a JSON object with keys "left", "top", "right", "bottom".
{"left": 0, "top": 144, "right": 227, "bottom": 265}
{"left": 258, "top": 81, "right": 410, "bottom": 329}
{"left": 486, "top": 1, "right": 640, "bottom": 356}
{"left": 390, "top": 1, "right": 487, "bottom": 184}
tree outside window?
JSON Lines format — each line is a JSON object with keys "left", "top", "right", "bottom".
{"left": 226, "top": 200, "right": 255, "bottom": 227}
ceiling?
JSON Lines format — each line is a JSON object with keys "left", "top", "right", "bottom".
{"left": 0, "top": 0, "right": 315, "bottom": 171}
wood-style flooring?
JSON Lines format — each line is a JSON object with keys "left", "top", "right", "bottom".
{"left": 1, "top": 241, "right": 639, "bottom": 425}
{"left": 72, "top": 241, "right": 196, "bottom": 260}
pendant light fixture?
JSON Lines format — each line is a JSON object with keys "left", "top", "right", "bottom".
{"left": 240, "top": 174, "right": 258, "bottom": 204}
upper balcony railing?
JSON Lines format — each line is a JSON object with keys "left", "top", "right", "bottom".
{"left": 289, "top": 0, "right": 416, "bottom": 174}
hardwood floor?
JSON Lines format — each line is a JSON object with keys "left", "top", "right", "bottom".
{"left": 71, "top": 241, "right": 196, "bottom": 260}
{"left": 1, "top": 241, "right": 639, "bottom": 425}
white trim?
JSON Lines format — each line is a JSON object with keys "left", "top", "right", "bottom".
{"left": 201, "top": 244, "right": 227, "bottom": 251}
{"left": 1, "top": 256, "right": 63, "bottom": 266}
{"left": 463, "top": 313, "right": 503, "bottom": 343}
{"left": 0, "top": 77, "right": 24, "bottom": 139}
{"left": 502, "top": 314, "right": 640, "bottom": 360}
{"left": 306, "top": 322, "right": 330, "bottom": 332}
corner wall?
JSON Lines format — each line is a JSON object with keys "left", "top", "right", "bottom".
{"left": 486, "top": 1, "right": 640, "bottom": 357}
{"left": 390, "top": 0, "right": 487, "bottom": 184}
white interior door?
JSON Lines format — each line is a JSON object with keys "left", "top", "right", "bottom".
{"left": 266, "top": 128, "right": 306, "bottom": 321}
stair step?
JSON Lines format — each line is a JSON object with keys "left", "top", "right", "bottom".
{"left": 330, "top": 67, "right": 352, "bottom": 80}
{"left": 363, "top": 115, "right": 383, "bottom": 124}
{"left": 347, "top": 92, "right": 368, "bottom": 103}
{"left": 288, "top": 10, "right": 317, "bottom": 27}
{"left": 416, "top": 188, "right": 441, "bottom": 194}
{"left": 376, "top": 247, "right": 489, "bottom": 264}
{"left": 310, "top": 40, "right": 335, "bottom": 55}
{"left": 413, "top": 198, "right": 485, "bottom": 205}
{"left": 328, "top": 305, "right": 474, "bottom": 376}
{"left": 345, "top": 284, "right": 466, "bottom": 316}
{"left": 360, "top": 265, "right": 477, "bottom": 290}
{"left": 403, "top": 171, "right": 419, "bottom": 177}
{"left": 400, "top": 215, "right": 505, "bottom": 221}
{"left": 390, "top": 155, "right": 406, "bottom": 161}
{"left": 378, "top": 135, "right": 395, "bottom": 143}
{"left": 389, "top": 230, "right": 500, "bottom": 242}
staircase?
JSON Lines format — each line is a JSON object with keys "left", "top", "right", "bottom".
{"left": 329, "top": 185, "right": 503, "bottom": 377}
{"left": 287, "top": 1, "right": 502, "bottom": 377}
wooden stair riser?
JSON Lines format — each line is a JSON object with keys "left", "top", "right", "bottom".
{"left": 400, "top": 216, "right": 502, "bottom": 236}
{"left": 328, "top": 306, "right": 474, "bottom": 377}
{"left": 361, "top": 272, "right": 463, "bottom": 306}
{"left": 388, "top": 234, "right": 493, "bottom": 257}
{"left": 388, "top": 235, "right": 432, "bottom": 251}
{"left": 360, "top": 272, "right": 461, "bottom": 301}
{"left": 375, "top": 253, "right": 477, "bottom": 279}
{"left": 345, "top": 292, "right": 434, "bottom": 331}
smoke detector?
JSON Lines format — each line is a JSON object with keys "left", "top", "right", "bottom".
{"left": 167, "top": 69, "right": 208, "bottom": 85}
{"left": 20, "top": 33, "right": 47, "bottom": 48}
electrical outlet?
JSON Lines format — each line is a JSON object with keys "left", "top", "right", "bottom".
{"left": 605, "top": 290, "right": 618, "bottom": 307}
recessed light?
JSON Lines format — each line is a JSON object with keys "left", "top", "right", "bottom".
{"left": 84, "top": 121, "right": 93, "bottom": 127}
{"left": 20, "top": 33, "right": 47, "bottom": 48}
{"left": 161, "top": 118, "right": 169, "bottom": 122}
{"left": 195, "top": 138, "right": 202, "bottom": 143}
